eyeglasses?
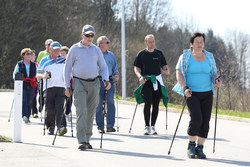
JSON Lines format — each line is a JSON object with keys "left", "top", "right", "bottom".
{"left": 85, "top": 34, "right": 94, "bottom": 38}
{"left": 103, "top": 42, "right": 110, "bottom": 44}
{"left": 25, "top": 52, "right": 32, "bottom": 55}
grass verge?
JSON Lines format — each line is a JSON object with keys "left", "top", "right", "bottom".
{"left": 0, "top": 135, "right": 12, "bottom": 142}
{"left": 119, "top": 96, "right": 250, "bottom": 119}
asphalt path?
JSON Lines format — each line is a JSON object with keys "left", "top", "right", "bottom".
{"left": 0, "top": 91, "right": 250, "bottom": 167}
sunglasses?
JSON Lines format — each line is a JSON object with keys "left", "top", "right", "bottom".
{"left": 103, "top": 42, "right": 110, "bottom": 44}
{"left": 25, "top": 52, "right": 32, "bottom": 55}
{"left": 85, "top": 34, "right": 94, "bottom": 38}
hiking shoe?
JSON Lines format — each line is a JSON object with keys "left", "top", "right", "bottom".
{"left": 107, "top": 127, "right": 116, "bottom": 132}
{"left": 195, "top": 145, "right": 207, "bottom": 159}
{"left": 22, "top": 116, "right": 29, "bottom": 124}
{"left": 144, "top": 126, "right": 150, "bottom": 135}
{"left": 47, "top": 127, "right": 54, "bottom": 135}
{"left": 32, "top": 114, "right": 38, "bottom": 118}
{"left": 78, "top": 142, "right": 92, "bottom": 150}
{"left": 98, "top": 128, "right": 105, "bottom": 134}
{"left": 187, "top": 142, "right": 196, "bottom": 159}
{"left": 59, "top": 127, "right": 67, "bottom": 136}
{"left": 151, "top": 126, "right": 158, "bottom": 135}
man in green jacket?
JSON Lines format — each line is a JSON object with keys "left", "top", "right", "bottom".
{"left": 134, "top": 34, "right": 169, "bottom": 135}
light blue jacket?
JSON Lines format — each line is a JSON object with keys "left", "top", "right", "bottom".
{"left": 172, "top": 49, "right": 217, "bottom": 96}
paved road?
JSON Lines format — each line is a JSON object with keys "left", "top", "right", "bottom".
{"left": 0, "top": 91, "right": 250, "bottom": 167}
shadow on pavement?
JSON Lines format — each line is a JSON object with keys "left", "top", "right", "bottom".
{"left": 207, "top": 157, "right": 250, "bottom": 166}
{"left": 91, "top": 148, "right": 185, "bottom": 161}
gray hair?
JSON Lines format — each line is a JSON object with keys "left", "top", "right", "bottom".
{"left": 45, "top": 39, "right": 53, "bottom": 45}
{"left": 97, "top": 36, "right": 109, "bottom": 47}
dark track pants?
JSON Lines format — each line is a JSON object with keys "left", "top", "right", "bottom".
{"left": 186, "top": 91, "right": 213, "bottom": 138}
{"left": 142, "top": 80, "right": 162, "bottom": 126}
{"left": 45, "top": 87, "right": 66, "bottom": 129}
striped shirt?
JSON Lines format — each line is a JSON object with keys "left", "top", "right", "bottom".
{"left": 38, "top": 55, "right": 66, "bottom": 90}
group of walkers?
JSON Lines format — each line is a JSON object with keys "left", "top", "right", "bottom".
{"left": 13, "top": 24, "right": 222, "bottom": 159}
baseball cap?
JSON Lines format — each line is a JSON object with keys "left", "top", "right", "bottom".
{"left": 82, "top": 25, "right": 95, "bottom": 35}
{"left": 50, "top": 41, "right": 61, "bottom": 49}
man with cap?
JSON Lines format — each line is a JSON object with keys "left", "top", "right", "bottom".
{"left": 37, "top": 41, "right": 67, "bottom": 136}
{"left": 64, "top": 25, "right": 110, "bottom": 150}
{"left": 36, "top": 39, "right": 53, "bottom": 114}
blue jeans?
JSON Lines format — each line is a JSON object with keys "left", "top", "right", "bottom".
{"left": 95, "top": 79, "right": 115, "bottom": 129}
{"left": 22, "top": 87, "right": 35, "bottom": 119}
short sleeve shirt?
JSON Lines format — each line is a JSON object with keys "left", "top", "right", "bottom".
{"left": 134, "top": 49, "right": 167, "bottom": 76}
{"left": 38, "top": 55, "right": 65, "bottom": 90}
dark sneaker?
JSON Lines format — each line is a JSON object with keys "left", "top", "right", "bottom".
{"left": 107, "top": 127, "right": 116, "bottom": 132}
{"left": 187, "top": 142, "right": 196, "bottom": 159}
{"left": 59, "top": 127, "right": 67, "bottom": 136}
{"left": 98, "top": 129, "right": 105, "bottom": 134}
{"left": 47, "top": 127, "right": 54, "bottom": 135}
{"left": 195, "top": 145, "right": 207, "bottom": 159}
{"left": 86, "top": 143, "right": 92, "bottom": 149}
{"left": 32, "top": 114, "right": 38, "bottom": 118}
{"left": 78, "top": 142, "right": 92, "bottom": 150}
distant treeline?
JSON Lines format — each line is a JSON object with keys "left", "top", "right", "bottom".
{"left": 0, "top": 0, "right": 249, "bottom": 111}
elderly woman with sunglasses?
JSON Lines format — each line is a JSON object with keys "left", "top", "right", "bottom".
{"left": 13, "top": 48, "right": 37, "bottom": 124}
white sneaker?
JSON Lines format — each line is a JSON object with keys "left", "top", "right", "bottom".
{"left": 144, "top": 126, "right": 150, "bottom": 135}
{"left": 22, "top": 116, "right": 29, "bottom": 124}
{"left": 151, "top": 126, "right": 158, "bottom": 135}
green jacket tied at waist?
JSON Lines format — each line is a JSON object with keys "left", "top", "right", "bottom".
{"left": 133, "top": 75, "right": 168, "bottom": 107}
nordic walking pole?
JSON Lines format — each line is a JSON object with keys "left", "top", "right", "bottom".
{"left": 8, "top": 98, "right": 14, "bottom": 122}
{"left": 168, "top": 98, "right": 187, "bottom": 155}
{"left": 213, "top": 75, "right": 221, "bottom": 153}
{"left": 100, "top": 90, "right": 107, "bottom": 149}
{"left": 43, "top": 79, "right": 48, "bottom": 136}
{"left": 52, "top": 98, "right": 68, "bottom": 145}
{"left": 115, "top": 82, "right": 119, "bottom": 132}
{"left": 69, "top": 97, "right": 74, "bottom": 137}
{"left": 129, "top": 103, "right": 138, "bottom": 133}
{"left": 166, "top": 107, "right": 168, "bottom": 130}
{"left": 39, "top": 79, "right": 43, "bottom": 122}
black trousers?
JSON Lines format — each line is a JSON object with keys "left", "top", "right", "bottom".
{"left": 45, "top": 87, "right": 66, "bottom": 129}
{"left": 39, "top": 79, "right": 44, "bottom": 112}
{"left": 31, "top": 85, "right": 38, "bottom": 114}
{"left": 186, "top": 91, "right": 213, "bottom": 138}
{"left": 142, "top": 80, "right": 162, "bottom": 126}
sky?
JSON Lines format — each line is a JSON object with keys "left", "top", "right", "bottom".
{"left": 171, "top": 0, "right": 250, "bottom": 37}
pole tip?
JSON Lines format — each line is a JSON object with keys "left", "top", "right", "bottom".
{"left": 168, "top": 151, "right": 170, "bottom": 155}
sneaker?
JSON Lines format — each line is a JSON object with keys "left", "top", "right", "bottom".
{"left": 143, "top": 126, "right": 150, "bottom": 135}
{"left": 195, "top": 145, "right": 207, "bottom": 159}
{"left": 151, "top": 126, "right": 158, "bottom": 135}
{"left": 59, "top": 127, "right": 67, "bottom": 136}
{"left": 22, "top": 116, "right": 29, "bottom": 124}
{"left": 98, "top": 128, "right": 105, "bottom": 134}
{"left": 107, "top": 127, "right": 116, "bottom": 132}
{"left": 78, "top": 142, "right": 93, "bottom": 150}
{"left": 47, "top": 127, "right": 54, "bottom": 135}
{"left": 32, "top": 114, "right": 38, "bottom": 118}
{"left": 187, "top": 142, "right": 196, "bottom": 159}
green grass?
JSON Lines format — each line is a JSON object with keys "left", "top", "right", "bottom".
{"left": 0, "top": 135, "right": 12, "bottom": 142}
{"left": 116, "top": 96, "right": 250, "bottom": 119}
{"left": 212, "top": 108, "right": 250, "bottom": 119}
